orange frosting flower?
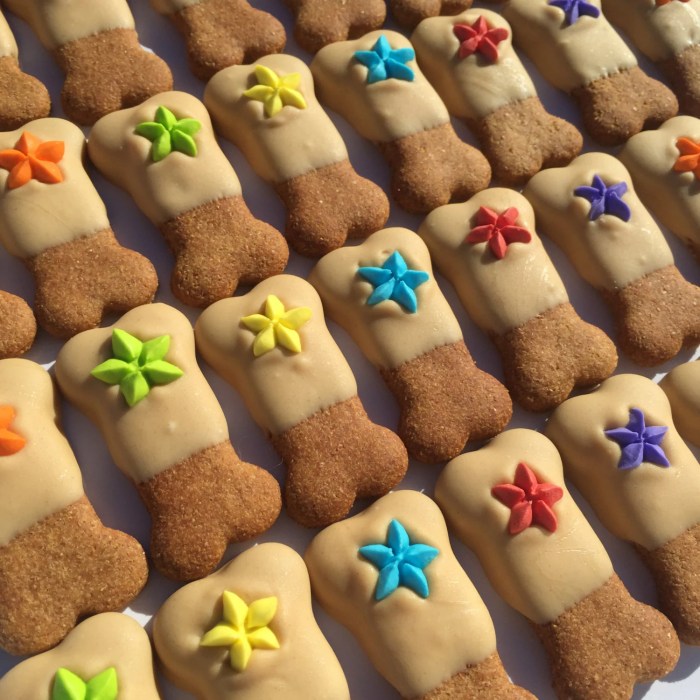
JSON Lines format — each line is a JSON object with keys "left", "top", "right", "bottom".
{"left": 0, "top": 405, "right": 26, "bottom": 456}
{"left": 0, "top": 132, "right": 65, "bottom": 190}
{"left": 656, "top": 0, "right": 690, "bottom": 5}
{"left": 673, "top": 137, "right": 700, "bottom": 179}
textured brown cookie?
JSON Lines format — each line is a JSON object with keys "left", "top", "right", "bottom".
{"left": 0, "top": 56, "right": 50, "bottom": 131}
{"left": 0, "top": 290, "right": 36, "bottom": 359}
{"left": 662, "top": 45, "right": 700, "bottom": 117}
{"left": 391, "top": 0, "right": 473, "bottom": 30}
{"left": 153, "top": 0, "right": 286, "bottom": 80}
{"left": 285, "top": 0, "right": 386, "bottom": 54}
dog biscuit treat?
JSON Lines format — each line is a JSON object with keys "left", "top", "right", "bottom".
{"left": 54, "top": 303, "right": 282, "bottom": 581}
{"left": 195, "top": 274, "right": 408, "bottom": 527}
{"left": 0, "top": 9, "right": 50, "bottom": 130}
{"left": 305, "top": 490, "right": 536, "bottom": 699}
{"left": 418, "top": 188, "right": 617, "bottom": 411}
{"left": 411, "top": 10, "right": 582, "bottom": 185}
{"left": 151, "top": 0, "right": 285, "bottom": 80}
{"left": 3, "top": 0, "right": 172, "bottom": 125}
{"left": 435, "top": 428, "right": 680, "bottom": 699}
{"left": 0, "top": 290, "right": 35, "bottom": 358}
{"left": 154, "top": 543, "right": 350, "bottom": 699}
{"left": 0, "top": 118, "right": 158, "bottom": 338}
{"left": 310, "top": 30, "right": 491, "bottom": 214}
{"left": 204, "top": 54, "right": 389, "bottom": 257}
{"left": 620, "top": 115, "right": 700, "bottom": 259}
{"left": 390, "top": 0, "right": 473, "bottom": 29}
{"left": 546, "top": 374, "right": 700, "bottom": 644}
{"left": 660, "top": 360, "right": 700, "bottom": 447}
{"left": 524, "top": 152, "right": 700, "bottom": 366}
{"left": 285, "top": 0, "right": 386, "bottom": 54}
{"left": 308, "top": 227, "right": 512, "bottom": 462}
{"left": 0, "top": 613, "right": 161, "bottom": 699}
{"left": 0, "top": 359, "right": 148, "bottom": 656}
{"left": 88, "top": 92, "right": 288, "bottom": 308}
{"left": 603, "top": 0, "right": 700, "bottom": 116}
{"left": 503, "top": 0, "right": 677, "bottom": 144}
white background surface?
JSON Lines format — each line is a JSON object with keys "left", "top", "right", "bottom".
{"left": 1, "top": 1, "right": 700, "bottom": 698}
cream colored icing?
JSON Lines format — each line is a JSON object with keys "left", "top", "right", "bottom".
{"left": 310, "top": 30, "right": 450, "bottom": 143}
{"left": 203, "top": 54, "right": 348, "bottom": 184}
{"left": 660, "top": 360, "right": 700, "bottom": 448}
{"left": 435, "top": 429, "right": 614, "bottom": 625}
{"left": 154, "top": 542, "right": 350, "bottom": 700}
{"left": 619, "top": 116, "right": 700, "bottom": 254}
{"left": 195, "top": 275, "right": 357, "bottom": 437}
{"left": 418, "top": 189, "right": 569, "bottom": 336}
{"left": 411, "top": 10, "right": 537, "bottom": 121}
{"left": 305, "top": 490, "right": 497, "bottom": 699}
{"left": 308, "top": 228, "right": 463, "bottom": 369}
{"left": 523, "top": 152, "right": 674, "bottom": 291}
{"left": 503, "top": 0, "right": 638, "bottom": 92}
{"left": 603, "top": 0, "right": 700, "bottom": 62}
{"left": 54, "top": 303, "right": 229, "bottom": 484}
{"left": 3, "top": 0, "right": 134, "bottom": 51}
{"left": 0, "top": 613, "right": 161, "bottom": 699}
{"left": 0, "top": 359, "right": 84, "bottom": 548}
{"left": 150, "top": 0, "right": 201, "bottom": 14}
{"left": 88, "top": 91, "right": 241, "bottom": 226}
{"left": 0, "top": 118, "right": 111, "bottom": 259}
{"left": 545, "top": 374, "right": 700, "bottom": 551}
{"left": 0, "top": 11, "right": 18, "bottom": 59}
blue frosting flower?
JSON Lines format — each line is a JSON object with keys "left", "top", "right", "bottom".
{"left": 354, "top": 35, "right": 415, "bottom": 84}
{"left": 357, "top": 251, "right": 429, "bottom": 313}
{"left": 574, "top": 174, "right": 632, "bottom": 221}
{"left": 604, "top": 408, "right": 670, "bottom": 470}
{"left": 359, "top": 519, "right": 439, "bottom": 601}
{"left": 549, "top": 0, "right": 600, "bottom": 25}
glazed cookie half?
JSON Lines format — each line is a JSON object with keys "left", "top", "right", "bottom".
{"left": 660, "top": 359, "right": 700, "bottom": 447}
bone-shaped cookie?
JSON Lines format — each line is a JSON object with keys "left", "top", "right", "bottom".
{"left": 150, "top": 0, "right": 286, "bottom": 80}
{"left": 0, "top": 290, "right": 35, "bottom": 358}
{"left": 390, "top": 0, "right": 473, "bottom": 29}
{"left": 418, "top": 188, "right": 617, "bottom": 411}
{"left": 305, "top": 490, "right": 536, "bottom": 700}
{"left": 603, "top": 0, "right": 700, "bottom": 116}
{"left": 54, "top": 303, "right": 282, "bottom": 581}
{"left": 3, "top": 0, "right": 172, "bottom": 126}
{"left": 308, "top": 227, "right": 512, "bottom": 462}
{"left": 435, "top": 428, "right": 680, "bottom": 699}
{"left": 0, "top": 613, "right": 161, "bottom": 699}
{"left": 502, "top": 0, "right": 678, "bottom": 144}
{"left": 310, "top": 30, "right": 491, "bottom": 213}
{"left": 284, "top": 0, "right": 386, "bottom": 54}
{"left": 524, "top": 152, "right": 700, "bottom": 366}
{"left": 0, "top": 9, "right": 50, "bottom": 130}
{"left": 620, "top": 115, "right": 700, "bottom": 260}
{"left": 154, "top": 542, "right": 350, "bottom": 699}
{"left": 0, "top": 359, "right": 148, "bottom": 656}
{"left": 195, "top": 274, "right": 408, "bottom": 527}
{"left": 660, "top": 360, "right": 700, "bottom": 448}
{"left": 0, "top": 119, "right": 158, "bottom": 338}
{"left": 411, "top": 10, "right": 582, "bottom": 185}
{"left": 88, "top": 92, "right": 288, "bottom": 308}
{"left": 546, "top": 374, "right": 700, "bottom": 645}
{"left": 204, "top": 54, "right": 389, "bottom": 257}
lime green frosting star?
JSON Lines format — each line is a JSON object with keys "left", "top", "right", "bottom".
{"left": 241, "top": 294, "right": 311, "bottom": 357}
{"left": 201, "top": 591, "right": 280, "bottom": 672}
{"left": 243, "top": 65, "right": 307, "bottom": 118}
{"left": 91, "top": 329, "right": 184, "bottom": 407}
{"left": 134, "top": 105, "right": 201, "bottom": 162}
{"left": 52, "top": 667, "right": 118, "bottom": 700}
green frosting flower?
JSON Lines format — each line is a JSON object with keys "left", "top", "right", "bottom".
{"left": 52, "top": 667, "right": 118, "bottom": 700}
{"left": 91, "top": 329, "right": 184, "bottom": 407}
{"left": 134, "top": 105, "right": 201, "bottom": 162}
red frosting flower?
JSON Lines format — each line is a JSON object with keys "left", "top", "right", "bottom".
{"left": 466, "top": 206, "right": 532, "bottom": 259}
{"left": 0, "top": 132, "right": 64, "bottom": 190}
{"left": 673, "top": 137, "right": 700, "bottom": 179}
{"left": 492, "top": 463, "right": 563, "bottom": 535}
{"left": 656, "top": 0, "right": 690, "bottom": 6}
{"left": 454, "top": 17, "right": 509, "bottom": 62}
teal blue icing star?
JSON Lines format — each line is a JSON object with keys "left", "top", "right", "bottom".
{"left": 359, "top": 519, "right": 439, "bottom": 601}
{"left": 357, "top": 251, "right": 429, "bottom": 313}
{"left": 354, "top": 35, "right": 415, "bottom": 84}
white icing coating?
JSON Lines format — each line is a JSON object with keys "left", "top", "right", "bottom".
{"left": 660, "top": 360, "right": 700, "bottom": 448}
{"left": 0, "top": 10, "right": 18, "bottom": 59}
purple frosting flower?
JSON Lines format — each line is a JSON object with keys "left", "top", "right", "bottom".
{"left": 549, "top": 0, "right": 601, "bottom": 25}
{"left": 605, "top": 408, "right": 670, "bottom": 470}
{"left": 574, "top": 174, "right": 632, "bottom": 221}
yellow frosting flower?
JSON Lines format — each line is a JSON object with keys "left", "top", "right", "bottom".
{"left": 243, "top": 65, "right": 307, "bottom": 118}
{"left": 200, "top": 592, "right": 280, "bottom": 672}
{"left": 241, "top": 294, "right": 312, "bottom": 357}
